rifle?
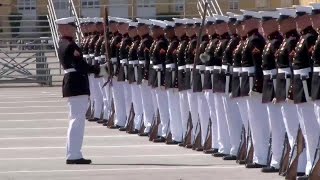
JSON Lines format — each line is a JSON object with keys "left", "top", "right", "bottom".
{"left": 279, "top": 133, "right": 290, "bottom": 176}
{"left": 285, "top": 126, "right": 305, "bottom": 180}
{"left": 102, "top": 7, "right": 114, "bottom": 127}
{"left": 246, "top": 121, "right": 254, "bottom": 164}
{"left": 309, "top": 136, "right": 320, "bottom": 180}
{"left": 266, "top": 131, "right": 273, "bottom": 167}
{"left": 203, "top": 118, "right": 212, "bottom": 151}
{"left": 236, "top": 125, "right": 247, "bottom": 164}
{"left": 149, "top": 109, "right": 161, "bottom": 141}
{"left": 192, "top": 117, "right": 202, "bottom": 150}
{"left": 183, "top": 112, "right": 193, "bottom": 146}
{"left": 126, "top": 104, "right": 135, "bottom": 133}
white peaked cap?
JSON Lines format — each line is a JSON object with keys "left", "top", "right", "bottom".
{"left": 136, "top": 18, "right": 152, "bottom": 25}
{"left": 149, "top": 19, "right": 166, "bottom": 28}
{"left": 129, "top": 22, "right": 138, "bottom": 27}
{"left": 235, "top": 15, "right": 244, "bottom": 21}
{"left": 116, "top": 17, "right": 132, "bottom": 23}
{"left": 276, "top": 8, "right": 297, "bottom": 18}
{"left": 172, "top": 18, "right": 187, "bottom": 24}
{"left": 259, "top": 11, "right": 280, "bottom": 19}
{"left": 193, "top": 18, "right": 203, "bottom": 24}
{"left": 226, "top": 12, "right": 238, "bottom": 18}
{"left": 55, "top": 17, "right": 75, "bottom": 25}
{"left": 206, "top": 16, "right": 216, "bottom": 22}
{"left": 94, "top": 17, "right": 103, "bottom": 23}
{"left": 310, "top": 3, "right": 320, "bottom": 10}
{"left": 214, "top": 14, "right": 229, "bottom": 22}
{"left": 240, "top": 9, "right": 261, "bottom": 18}
{"left": 164, "top": 20, "right": 175, "bottom": 27}
{"left": 294, "top": 5, "right": 312, "bottom": 14}
{"left": 183, "top": 18, "right": 195, "bottom": 24}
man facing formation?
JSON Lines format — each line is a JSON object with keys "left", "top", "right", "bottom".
{"left": 57, "top": 3, "right": 320, "bottom": 179}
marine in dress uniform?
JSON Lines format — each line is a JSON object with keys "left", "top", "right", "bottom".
{"left": 201, "top": 16, "right": 219, "bottom": 154}
{"left": 136, "top": 18, "right": 154, "bottom": 136}
{"left": 164, "top": 20, "right": 183, "bottom": 144}
{"left": 240, "top": 10, "right": 269, "bottom": 169}
{"left": 56, "top": 17, "right": 108, "bottom": 164}
{"left": 220, "top": 13, "right": 243, "bottom": 161}
{"left": 127, "top": 22, "right": 144, "bottom": 134}
{"left": 258, "top": 11, "right": 286, "bottom": 173}
{"left": 172, "top": 18, "right": 191, "bottom": 146}
{"left": 148, "top": 20, "right": 170, "bottom": 143}
{"left": 88, "top": 18, "right": 104, "bottom": 122}
{"left": 116, "top": 18, "right": 134, "bottom": 132}
{"left": 275, "top": 8, "right": 307, "bottom": 177}
{"left": 184, "top": 19, "right": 200, "bottom": 148}
{"left": 193, "top": 17, "right": 210, "bottom": 152}
{"left": 108, "top": 18, "right": 126, "bottom": 129}
{"left": 292, "top": 6, "right": 319, "bottom": 179}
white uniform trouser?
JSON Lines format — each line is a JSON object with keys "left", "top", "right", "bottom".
{"left": 179, "top": 90, "right": 190, "bottom": 139}
{"left": 204, "top": 91, "right": 219, "bottom": 149}
{"left": 214, "top": 93, "right": 231, "bottom": 154}
{"left": 236, "top": 97, "right": 250, "bottom": 137}
{"left": 156, "top": 88, "right": 170, "bottom": 138}
{"left": 123, "top": 82, "right": 132, "bottom": 125}
{"left": 88, "top": 74, "right": 95, "bottom": 113}
{"left": 266, "top": 103, "right": 286, "bottom": 169}
{"left": 131, "top": 83, "right": 143, "bottom": 130}
{"left": 281, "top": 102, "right": 307, "bottom": 173}
{"left": 92, "top": 77, "right": 104, "bottom": 118}
{"left": 112, "top": 80, "right": 126, "bottom": 127}
{"left": 223, "top": 95, "right": 242, "bottom": 156}
{"left": 66, "top": 95, "right": 89, "bottom": 160}
{"left": 187, "top": 90, "right": 199, "bottom": 142}
{"left": 247, "top": 94, "right": 270, "bottom": 165}
{"left": 297, "top": 102, "right": 320, "bottom": 175}
{"left": 167, "top": 89, "right": 183, "bottom": 142}
{"left": 198, "top": 92, "right": 210, "bottom": 146}
{"left": 140, "top": 82, "right": 154, "bottom": 133}
{"left": 101, "top": 77, "right": 112, "bottom": 119}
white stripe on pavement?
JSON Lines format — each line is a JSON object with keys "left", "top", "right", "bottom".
{"left": 0, "top": 154, "right": 207, "bottom": 161}
{"left": 0, "top": 100, "right": 64, "bottom": 104}
{"left": 0, "top": 126, "right": 102, "bottom": 130}
{"left": 0, "top": 118, "right": 67, "bottom": 122}
{"left": 0, "top": 135, "right": 135, "bottom": 140}
{"left": 0, "top": 166, "right": 241, "bottom": 174}
{"left": 0, "top": 144, "right": 174, "bottom": 150}
{"left": 0, "top": 105, "right": 67, "bottom": 109}
{"left": 0, "top": 111, "right": 67, "bottom": 115}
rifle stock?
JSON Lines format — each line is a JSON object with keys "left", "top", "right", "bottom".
{"left": 203, "top": 119, "right": 212, "bottom": 151}
{"left": 279, "top": 133, "right": 290, "bottom": 176}
{"left": 286, "top": 127, "right": 305, "bottom": 180}
{"left": 126, "top": 104, "right": 135, "bottom": 133}
{"left": 149, "top": 110, "right": 161, "bottom": 141}
{"left": 237, "top": 125, "right": 247, "bottom": 163}
{"left": 183, "top": 112, "right": 193, "bottom": 146}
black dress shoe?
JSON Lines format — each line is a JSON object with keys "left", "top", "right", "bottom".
{"left": 296, "top": 175, "right": 309, "bottom": 180}
{"left": 138, "top": 132, "right": 149, "bottom": 136}
{"left": 66, "top": 158, "right": 92, "bottom": 164}
{"left": 88, "top": 118, "right": 99, "bottom": 122}
{"left": 223, "top": 155, "right": 237, "bottom": 160}
{"left": 185, "top": 144, "right": 193, "bottom": 148}
{"left": 166, "top": 140, "right": 181, "bottom": 145}
{"left": 261, "top": 166, "right": 279, "bottom": 173}
{"left": 237, "top": 160, "right": 246, "bottom": 165}
{"left": 203, "top": 148, "right": 218, "bottom": 154}
{"left": 245, "top": 163, "right": 266, "bottom": 168}
{"left": 178, "top": 143, "right": 185, "bottom": 147}
{"left": 109, "top": 125, "right": 121, "bottom": 129}
{"left": 97, "top": 119, "right": 107, "bottom": 124}
{"left": 212, "top": 152, "right": 227, "bottom": 157}
{"left": 128, "top": 129, "right": 139, "bottom": 134}
{"left": 153, "top": 136, "right": 166, "bottom": 143}
{"left": 119, "top": 127, "right": 127, "bottom": 131}
{"left": 195, "top": 147, "right": 203, "bottom": 151}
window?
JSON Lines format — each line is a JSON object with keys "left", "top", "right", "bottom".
{"left": 137, "top": 0, "right": 156, "bottom": 7}
{"left": 53, "top": 0, "right": 68, "bottom": 9}
{"left": 174, "top": 0, "right": 185, "bottom": 12}
{"left": 229, "top": 0, "right": 239, "bottom": 10}
{"left": 81, "top": 0, "right": 100, "bottom": 8}
{"left": 17, "top": 0, "right": 36, "bottom": 10}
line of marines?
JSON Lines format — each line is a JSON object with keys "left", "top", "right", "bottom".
{"left": 74, "top": 3, "right": 320, "bottom": 180}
